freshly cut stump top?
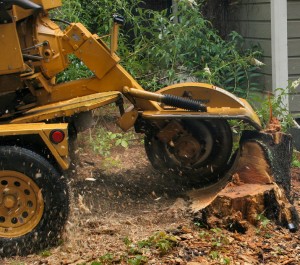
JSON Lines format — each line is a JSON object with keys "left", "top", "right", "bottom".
{"left": 189, "top": 130, "right": 299, "bottom": 232}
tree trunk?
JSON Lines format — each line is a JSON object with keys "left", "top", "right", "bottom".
{"left": 190, "top": 130, "right": 299, "bottom": 232}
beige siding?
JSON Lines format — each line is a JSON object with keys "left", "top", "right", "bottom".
{"left": 288, "top": 1, "right": 300, "bottom": 19}
{"left": 288, "top": 21, "right": 300, "bottom": 38}
{"left": 288, "top": 0, "right": 300, "bottom": 113}
{"left": 229, "top": 0, "right": 271, "bottom": 91}
{"left": 290, "top": 95, "right": 300, "bottom": 113}
{"left": 230, "top": 0, "right": 300, "bottom": 114}
{"left": 289, "top": 39, "right": 300, "bottom": 57}
{"left": 235, "top": 21, "right": 271, "bottom": 39}
{"left": 263, "top": 58, "right": 300, "bottom": 76}
{"left": 233, "top": 3, "right": 271, "bottom": 21}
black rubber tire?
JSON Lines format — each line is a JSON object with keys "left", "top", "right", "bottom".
{"left": 144, "top": 119, "right": 233, "bottom": 186}
{"left": 0, "top": 146, "right": 69, "bottom": 257}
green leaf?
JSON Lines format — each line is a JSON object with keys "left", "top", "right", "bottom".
{"left": 121, "top": 140, "right": 128, "bottom": 148}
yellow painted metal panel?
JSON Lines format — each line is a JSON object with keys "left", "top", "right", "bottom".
{"left": 141, "top": 108, "right": 261, "bottom": 130}
{"left": 0, "top": 123, "right": 69, "bottom": 169}
{"left": 11, "top": 91, "right": 121, "bottom": 123}
{"left": 74, "top": 36, "right": 119, "bottom": 79}
{"left": 157, "top": 83, "right": 246, "bottom": 108}
{"left": 36, "top": 17, "right": 69, "bottom": 78}
{"left": 64, "top": 23, "right": 92, "bottom": 51}
{"left": 32, "top": 0, "right": 62, "bottom": 10}
{"left": 155, "top": 83, "right": 262, "bottom": 129}
{"left": 0, "top": 23, "right": 25, "bottom": 74}
{"left": 39, "top": 131, "right": 69, "bottom": 169}
{"left": 0, "top": 123, "right": 66, "bottom": 134}
{"left": 12, "top": 6, "right": 34, "bottom": 21}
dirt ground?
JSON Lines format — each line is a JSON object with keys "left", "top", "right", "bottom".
{"left": 2, "top": 119, "right": 300, "bottom": 265}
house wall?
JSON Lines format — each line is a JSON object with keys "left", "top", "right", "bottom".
{"left": 229, "top": 0, "right": 272, "bottom": 91}
{"left": 287, "top": 0, "right": 300, "bottom": 116}
{"left": 229, "top": 0, "right": 300, "bottom": 116}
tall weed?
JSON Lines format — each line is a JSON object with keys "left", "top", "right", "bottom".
{"left": 254, "top": 79, "right": 300, "bottom": 131}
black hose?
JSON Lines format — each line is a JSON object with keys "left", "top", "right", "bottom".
{"left": 51, "top": 18, "right": 71, "bottom": 26}
{"left": 161, "top": 94, "right": 207, "bottom": 112}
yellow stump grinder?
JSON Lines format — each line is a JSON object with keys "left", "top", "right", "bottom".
{"left": 0, "top": 0, "right": 261, "bottom": 256}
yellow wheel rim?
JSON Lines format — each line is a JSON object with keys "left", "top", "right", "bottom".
{"left": 0, "top": 171, "right": 44, "bottom": 238}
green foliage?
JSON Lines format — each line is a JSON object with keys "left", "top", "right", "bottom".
{"left": 210, "top": 250, "right": 220, "bottom": 260}
{"left": 198, "top": 230, "right": 209, "bottom": 238}
{"left": 101, "top": 157, "right": 121, "bottom": 170}
{"left": 292, "top": 153, "right": 300, "bottom": 168}
{"left": 256, "top": 213, "right": 272, "bottom": 238}
{"left": 53, "top": 0, "right": 83, "bottom": 23}
{"left": 56, "top": 55, "right": 93, "bottom": 83}
{"left": 39, "top": 249, "right": 52, "bottom": 257}
{"left": 123, "top": 236, "right": 133, "bottom": 247}
{"left": 210, "top": 228, "right": 230, "bottom": 249}
{"left": 88, "top": 127, "right": 136, "bottom": 157}
{"left": 256, "top": 213, "right": 270, "bottom": 228}
{"left": 127, "top": 5, "right": 262, "bottom": 96}
{"left": 87, "top": 253, "right": 114, "bottom": 265}
{"left": 98, "top": 253, "right": 114, "bottom": 264}
{"left": 222, "top": 257, "right": 231, "bottom": 264}
{"left": 52, "top": 0, "right": 262, "bottom": 98}
{"left": 155, "top": 238, "right": 174, "bottom": 255}
{"left": 89, "top": 128, "right": 113, "bottom": 157}
{"left": 91, "top": 262, "right": 102, "bottom": 265}
{"left": 124, "top": 231, "right": 177, "bottom": 257}
{"left": 254, "top": 78, "right": 300, "bottom": 131}
{"left": 150, "top": 231, "right": 178, "bottom": 255}
{"left": 127, "top": 255, "right": 148, "bottom": 265}
{"left": 197, "top": 228, "right": 232, "bottom": 263}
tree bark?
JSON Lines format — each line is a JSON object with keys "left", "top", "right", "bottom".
{"left": 190, "top": 130, "right": 299, "bottom": 232}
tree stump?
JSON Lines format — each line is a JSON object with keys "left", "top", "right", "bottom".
{"left": 190, "top": 130, "right": 299, "bottom": 232}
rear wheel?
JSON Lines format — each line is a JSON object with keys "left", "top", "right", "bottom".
{"left": 0, "top": 146, "right": 69, "bottom": 257}
{"left": 144, "top": 119, "right": 233, "bottom": 186}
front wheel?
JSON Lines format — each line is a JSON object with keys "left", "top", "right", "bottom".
{"left": 0, "top": 146, "right": 69, "bottom": 257}
{"left": 144, "top": 119, "right": 233, "bottom": 186}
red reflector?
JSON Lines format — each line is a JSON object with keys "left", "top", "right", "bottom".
{"left": 50, "top": 130, "right": 65, "bottom": 144}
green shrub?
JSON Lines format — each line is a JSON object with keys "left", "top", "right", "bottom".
{"left": 122, "top": 2, "right": 262, "bottom": 97}
{"left": 52, "top": 0, "right": 262, "bottom": 98}
{"left": 254, "top": 79, "right": 300, "bottom": 131}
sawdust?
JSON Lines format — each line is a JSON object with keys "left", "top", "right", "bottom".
{"left": 2, "top": 116, "right": 300, "bottom": 264}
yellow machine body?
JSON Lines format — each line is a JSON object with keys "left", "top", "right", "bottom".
{"left": 0, "top": 23, "right": 26, "bottom": 75}
{"left": 0, "top": 1, "right": 264, "bottom": 255}
{"left": 0, "top": 123, "right": 69, "bottom": 169}
{"left": 0, "top": 1, "right": 261, "bottom": 168}
{"left": 12, "top": 0, "right": 61, "bottom": 21}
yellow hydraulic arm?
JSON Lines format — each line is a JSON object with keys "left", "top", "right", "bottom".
{"left": 13, "top": 14, "right": 261, "bottom": 130}
{"left": 2, "top": 0, "right": 262, "bottom": 185}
